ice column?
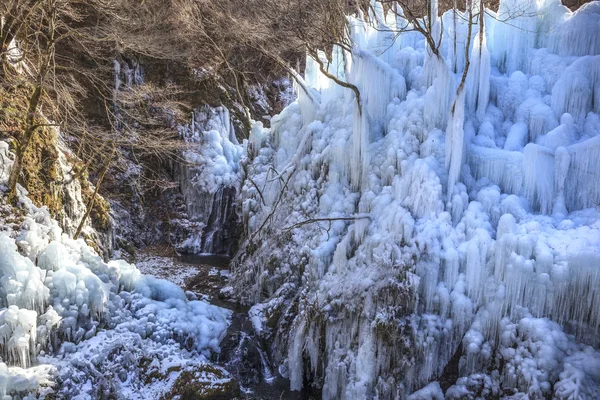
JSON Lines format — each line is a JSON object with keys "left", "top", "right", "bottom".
{"left": 446, "top": 90, "right": 466, "bottom": 200}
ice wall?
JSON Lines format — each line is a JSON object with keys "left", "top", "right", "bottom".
{"left": 234, "top": 0, "right": 600, "bottom": 398}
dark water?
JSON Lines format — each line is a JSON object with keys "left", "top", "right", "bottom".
{"left": 181, "top": 253, "right": 231, "bottom": 269}
{"left": 181, "top": 254, "right": 316, "bottom": 400}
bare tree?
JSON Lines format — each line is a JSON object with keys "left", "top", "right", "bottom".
{"left": 2, "top": 0, "right": 63, "bottom": 201}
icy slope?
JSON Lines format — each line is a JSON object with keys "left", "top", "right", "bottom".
{"left": 234, "top": 0, "right": 600, "bottom": 398}
{"left": 0, "top": 142, "right": 231, "bottom": 398}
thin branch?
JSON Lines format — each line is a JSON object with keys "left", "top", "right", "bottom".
{"left": 282, "top": 215, "right": 372, "bottom": 231}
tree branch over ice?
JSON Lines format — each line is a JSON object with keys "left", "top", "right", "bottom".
{"left": 306, "top": 46, "right": 362, "bottom": 115}
{"left": 282, "top": 215, "right": 372, "bottom": 232}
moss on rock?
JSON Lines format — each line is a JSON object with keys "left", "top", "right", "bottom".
{"left": 161, "top": 364, "right": 241, "bottom": 400}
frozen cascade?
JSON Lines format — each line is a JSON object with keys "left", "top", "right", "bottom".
{"left": 233, "top": 0, "right": 600, "bottom": 399}
{"left": 490, "top": 0, "right": 537, "bottom": 74}
{"left": 423, "top": 55, "right": 455, "bottom": 130}
{"left": 551, "top": 55, "right": 600, "bottom": 121}
{"left": 178, "top": 105, "right": 244, "bottom": 254}
{"left": 351, "top": 49, "right": 407, "bottom": 131}
{"left": 445, "top": 90, "right": 466, "bottom": 201}
{"left": 548, "top": 1, "right": 600, "bottom": 57}
{"left": 523, "top": 143, "right": 555, "bottom": 214}
{"left": 564, "top": 134, "right": 600, "bottom": 211}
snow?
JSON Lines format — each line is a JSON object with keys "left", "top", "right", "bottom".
{"left": 0, "top": 144, "right": 231, "bottom": 398}
{"left": 234, "top": 0, "right": 600, "bottom": 398}
{"left": 248, "top": 303, "right": 266, "bottom": 335}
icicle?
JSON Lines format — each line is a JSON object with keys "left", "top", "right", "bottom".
{"left": 502, "top": 254, "right": 535, "bottom": 320}
{"left": 503, "top": 122, "right": 528, "bottom": 151}
{"left": 304, "top": 53, "right": 320, "bottom": 88}
{"left": 537, "top": 113, "right": 575, "bottom": 152}
{"left": 0, "top": 306, "right": 37, "bottom": 368}
{"left": 351, "top": 49, "right": 407, "bottom": 131}
{"left": 289, "top": 318, "right": 306, "bottom": 391}
{"left": 549, "top": 2, "right": 600, "bottom": 57}
{"left": 113, "top": 59, "right": 121, "bottom": 93}
{"left": 564, "top": 134, "right": 600, "bottom": 211}
{"left": 428, "top": 0, "right": 441, "bottom": 56}
{"left": 293, "top": 66, "right": 321, "bottom": 126}
{"left": 490, "top": 0, "right": 537, "bottom": 74}
{"left": 476, "top": 35, "right": 491, "bottom": 121}
{"left": 551, "top": 71, "right": 592, "bottom": 121}
{"left": 553, "top": 251, "right": 600, "bottom": 338}
{"left": 465, "top": 25, "right": 490, "bottom": 120}
{"left": 424, "top": 55, "right": 455, "bottom": 130}
{"left": 319, "top": 46, "right": 349, "bottom": 105}
{"left": 552, "top": 146, "right": 570, "bottom": 217}
{"left": 351, "top": 103, "right": 370, "bottom": 191}
{"left": 494, "top": 213, "right": 518, "bottom": 282}
{"left": 523, "top": 143, "right": 555, "bottom": 214}
{"left": 464, "top": 232, "right": 490, "bottom": 307}
{"left": 551, "top": 56, "right": 600, "bottom": 121}
{"left": 468, "top": 145, "right": 524, "bottom": 195}
{"left": 528, "top": 103, "right": 559, "bottom": 143}
{"left": 535, "top": 0, "right": 569, "bottom": 50}
{"left": 446, "top": 90, "right": 466, "bottom": 200}
{"left": 248, "top": 122, "right": 268, "bottom": 159}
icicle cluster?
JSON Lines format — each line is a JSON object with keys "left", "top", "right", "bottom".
{"left": 234, "top": 0, "right": 600, "bottom": 398}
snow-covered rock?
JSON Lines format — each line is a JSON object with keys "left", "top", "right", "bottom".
{"left": 234, "top": 0, "right": 600, "bottom": 398}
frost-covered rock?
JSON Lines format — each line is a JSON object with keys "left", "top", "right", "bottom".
{"left": 0, "top": 144, "right": 231, "bottom": 398}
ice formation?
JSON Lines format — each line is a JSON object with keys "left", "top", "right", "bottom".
{"left": 235, "top": 0, "right": 600, "bottom": 398}
{"left": 178, "top": 105, "right": 244, "bottom": 253}
{"left": 0, "top": 142, "right": 231, "bottom": 398}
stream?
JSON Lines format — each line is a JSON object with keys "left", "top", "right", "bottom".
{"left": 141, "top": 252, "right": 314, "bottom": 399}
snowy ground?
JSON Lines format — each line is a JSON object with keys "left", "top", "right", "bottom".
{"left": 134, "top": 249, "right": 233, "bottom": 303}
{"left": 135, "top": 250, "right": 203, "bottom": 288}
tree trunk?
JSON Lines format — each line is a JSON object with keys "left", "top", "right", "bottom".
{"left": 453, "top": 0, "right": 457, "bottom": 72}
{"left": 73, "top": 151, "right": 113, "bottom": 240}
{"left": 7, "top": 84, "right": 43, "bottom": 202}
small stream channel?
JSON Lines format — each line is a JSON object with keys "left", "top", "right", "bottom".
{"left": 179, "top": 253, "right": 313, "bottom": 400}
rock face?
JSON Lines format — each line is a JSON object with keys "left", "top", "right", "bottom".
{"left": 230, "top": 1, "right": 600, "bottom": 399}
{"left": 0, "top": 137, "right": 113, "bottom": 259}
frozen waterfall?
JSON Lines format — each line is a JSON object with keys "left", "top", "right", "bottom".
{"left": 235, "top": 0, "right": 600, "bottom": 398}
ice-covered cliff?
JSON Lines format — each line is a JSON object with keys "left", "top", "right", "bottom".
{"left": 234, "top": 0, "right": 600, "bottom": 398}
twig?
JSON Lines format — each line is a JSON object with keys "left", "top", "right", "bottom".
{"left": 282, "top": 215, "right": 371, "bottom": 231}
